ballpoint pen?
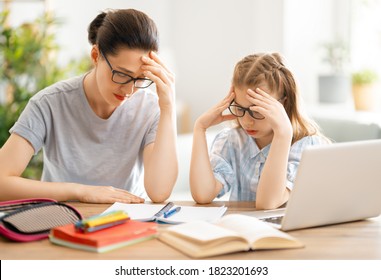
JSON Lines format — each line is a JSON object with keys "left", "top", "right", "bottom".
{"left": 163, "top": 206, "right": 181, "bottom": 218}
{"left": 135, "top": 202, "right": 175, "bottom": 222}
{"left": 153, "top": 202, "right": 174, "bottom": 218}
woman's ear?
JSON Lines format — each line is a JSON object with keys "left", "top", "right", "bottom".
{"left": 90, "top": 45, "right": 100, "bottom": 65}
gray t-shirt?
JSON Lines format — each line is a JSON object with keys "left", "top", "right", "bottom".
{"left": 10, "top": 75, "right": 160, "bottom": 197}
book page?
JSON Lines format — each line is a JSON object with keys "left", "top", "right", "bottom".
{"left": 104, "top": 202, "right": 227, "bottom": 224}
{"left": 104, "top": 203, "right": 160, "bottom": 220}
{"left": 158, "top": 206, "right": 227, "bottom": 224}
{"left": 164, "top": 220, "right": 242, "bottom": 242}
{"left": 215, "top": 214, "right": 299, "bottom": 245}
{"left": 159, "top": 228, "right": 249, "bottom": 258}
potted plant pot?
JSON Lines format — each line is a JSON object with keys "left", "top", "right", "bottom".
{"left": 319, "top": 74, "right": 351, "bottom": 103}
{"left": 352, "top": 69, "right": 379, "bottom": 111}
{"left": 318, "top": 40, "right": 351, "bottom": 103}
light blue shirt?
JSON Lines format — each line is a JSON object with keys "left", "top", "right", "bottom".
{"left": 210, "top": 127, "right": 327, "bottom": 201}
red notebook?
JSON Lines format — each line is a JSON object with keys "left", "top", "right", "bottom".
{"left": 49, "top": 220, "right": 157, "bottom": 253}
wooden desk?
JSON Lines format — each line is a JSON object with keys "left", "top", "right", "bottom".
{"left": 1, "top": 201, "right": 380, "bottom": 260}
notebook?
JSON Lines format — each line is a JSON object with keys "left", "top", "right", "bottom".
{"left": 247, "top": 139, "right": 381, "bottom": 231}
{"left": 50, "top": 220, "right": 157, "bottom": 253}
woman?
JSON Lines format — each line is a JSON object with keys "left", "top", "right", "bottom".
{"left": 0, "top": 9, "right": 178, "bottom": 203}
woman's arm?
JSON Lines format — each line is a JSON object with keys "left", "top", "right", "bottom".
{"left": 141, "top": 52, "right": 178, "bottom": 202}
{"left": 0, "top": 134, "right": 144, "bottom": 203}
{"left": 142, "top": 110, "right": 177, "bottom": 202}
{"left": 190, "top": 90, "right": 236, "bottom": 204}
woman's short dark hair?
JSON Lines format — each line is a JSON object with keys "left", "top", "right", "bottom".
{"left": 88, "top": 9, "right": 159, "bottom": 55}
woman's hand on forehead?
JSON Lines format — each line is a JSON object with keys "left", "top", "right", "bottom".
{"left": 140, "top": 51, "right": 175, "bottom": 110}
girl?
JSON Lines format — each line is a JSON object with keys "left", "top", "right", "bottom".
{"left": 190, "top": 53, "right": 328, "bottom": 209}
{"left": 0, "top": 9, "right": 178, "bottom": 203}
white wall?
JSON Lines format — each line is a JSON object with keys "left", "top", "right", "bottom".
{"left": 351, "top": 0, "right": 381, "bottom": 73}
{"left": 283, "top": 0, "right": 333, "bottom": 105}
{"left": 283, "top": 0, "right": 352, "bottom": 105}
{"left": 171, "top": 0, "right": 285, "bottom": 125}
{"left": 47, "top": 0, "right": 173, "bottom": 65}
{"left": 48, "top": 0, "right": 286, "bottom": 125}
{"left": 3, "top": 0, "right": 348, "bottom": 124}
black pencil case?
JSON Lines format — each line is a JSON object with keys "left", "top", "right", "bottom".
{"left": 0, "top": 198, "right": 82, "bottom": 242}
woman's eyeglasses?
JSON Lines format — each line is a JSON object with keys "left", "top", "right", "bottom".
{"left": 228, "top": 96, "right": 286, "bottom": 120}
{"left": 101, "top": 51, "right": 154, "bottom": 88}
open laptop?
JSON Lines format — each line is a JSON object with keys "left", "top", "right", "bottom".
{"left": 246, "top": 139, "right": 381, "bottom": 231}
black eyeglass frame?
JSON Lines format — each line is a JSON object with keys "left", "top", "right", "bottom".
{"left": 228, "top": 95, "right": 286, "bottom": 120}
{"left": 100, "top": 51, "right": 154, "bottom": 88}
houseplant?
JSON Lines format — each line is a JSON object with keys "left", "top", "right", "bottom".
{"left": 0, "top": 10, "right": 91, "bottom": 179}
{"left": 318, "top": 40, "right": 351, "bottom": 103}
{"left": 352, "top": 69, "right": 379, "bottom": 111}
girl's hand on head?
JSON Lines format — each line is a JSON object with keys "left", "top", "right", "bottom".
{"left": 194, "top": 87, "right": 237, "bottom": 131}
{"left": 141, "top": 52, "right": 175, "bottom": 111}
{"left": 78, "top": 185, "right": 145, "bottom": 204}
{"left": 247, "top": 88, "right": 292, "bottom": 137}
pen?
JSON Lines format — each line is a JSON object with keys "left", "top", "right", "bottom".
{"left": 153, "top": 202, "right": 174, "bottom": 218}
{"left": 163, "top": 206, "right": 181, "bottom": 218}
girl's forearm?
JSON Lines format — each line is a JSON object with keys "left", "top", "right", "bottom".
{"left": 256, "top": 134, "right": 292, "bottom": 209}
{"left": 189, "top": 126, "right": 221, "bottom": 204}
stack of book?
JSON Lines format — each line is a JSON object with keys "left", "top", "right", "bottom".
{"left": 50, "top": 219, "right": 157, "bottom": 253}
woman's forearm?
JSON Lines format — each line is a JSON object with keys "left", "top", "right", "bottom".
{"left": 0, "top": 176, "right": 81, "bottom": 202}
{"left": 144, "top": 109, "right": 178, "bottom": 202}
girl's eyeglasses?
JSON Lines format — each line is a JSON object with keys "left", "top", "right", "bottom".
{"left": 101, "top": 51, "right": 154, "bottom": 89}
{"left": 228, "top": 96, "right": 286, "bottom": 120}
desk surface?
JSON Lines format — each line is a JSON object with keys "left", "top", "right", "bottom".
{"left": 1, "top": 201, "right": 380, "bottom": 260}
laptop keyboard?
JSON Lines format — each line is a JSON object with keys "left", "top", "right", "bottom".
{"left": 261, "top": 216, "right": 284, "bottom": 225}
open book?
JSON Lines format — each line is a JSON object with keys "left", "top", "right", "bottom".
{"left": 158, "top": 214, "right": 304, "bottom": 258}
{"left": 104, "top": 202, "right": 227, "bottom": 224}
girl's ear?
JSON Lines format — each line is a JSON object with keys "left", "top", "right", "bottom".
{"left": 90, "top": 45, "right": 100, "bottom": 65}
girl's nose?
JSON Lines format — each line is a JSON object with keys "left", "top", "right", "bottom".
{"left": 243, "top": 113, "right": 255, "bottom": 123}
{"left": 239, "top": 114, "right": 254, "bottom": 127}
